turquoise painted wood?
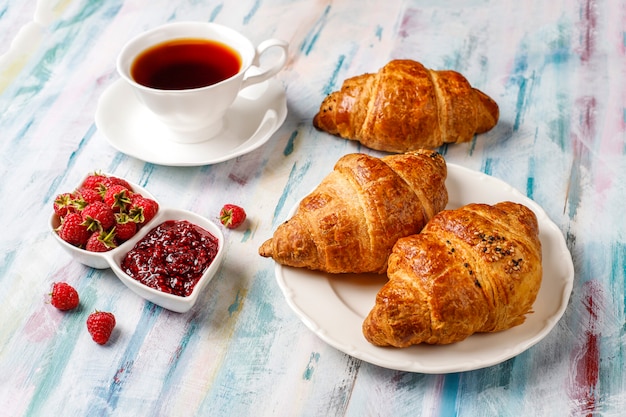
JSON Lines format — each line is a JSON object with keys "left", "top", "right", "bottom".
{"left": 0, "top": 0, "right": 624, "bottom": 415}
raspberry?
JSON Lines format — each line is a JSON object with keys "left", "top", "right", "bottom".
{"left": 219, "top": 204, "right": 247, "bottom": 229}
{"left": 103, "top": 184, "right": 132, "bottom": 212}
{"left": 73, "top": 187, "right": 101, "bottom": 210}
{"left": 85, "top": 230, "right": 116, "bottom": 252}
{"left": 86, "top": 311, "right": 116, "bottom": 345}
{"left": 129, "top": 195, "right": 159, "bottom": 226}
{"left": 53, "top": 192, "right": 76, "bottom": 218}
{"left": 50, "top": 282, "right": 79, "bottom": 311}
{"left": 113, "top": 212, "right": 137, "bottom": 242}
{"left": 82, "top": 201, "right": 116, "bottom": 231}
{"left": 57, "top": 212, "right": 90, "bottom": 247}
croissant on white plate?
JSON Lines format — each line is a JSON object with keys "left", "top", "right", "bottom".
{"left": 258, "top": 149, "right": 448, "bottom": 274}
{"left": 362, "top": 202, "right": 542, "bottom": 347}
{"left": 313, "top": 59, "right": 499, "bottom": 152}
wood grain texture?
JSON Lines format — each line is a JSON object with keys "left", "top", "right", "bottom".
{"left": 0, "top": 0, "right": 624, "bottom": 416}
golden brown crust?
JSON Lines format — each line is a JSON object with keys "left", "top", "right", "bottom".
{"left": 258, "top": 150, "right": 448, "bottom": 274}
{"left": 313, "top": 60, "right": 499, "bottom": 152}
{"left": 362, "top": 202, "right": 542, "bottom": 346}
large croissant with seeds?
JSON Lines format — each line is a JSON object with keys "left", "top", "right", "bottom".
{"left": 313, "top": 60, "right": 499, "bottom": 152}
{"left": 258, "top": 150, "right": 448, "bottom": 274}
{"left": 363, "top": 202, "right": 542, "bottom": 347}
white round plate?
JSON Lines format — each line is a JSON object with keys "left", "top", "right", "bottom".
{"left": 275, "top": 163, "right": 574, "bottom": 373}
{"left": 95, "top": 78, "right": 287, "bottom": 166}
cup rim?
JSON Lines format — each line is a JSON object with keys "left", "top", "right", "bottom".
{"left": 116, "top": 21, "right": 255, "bottom": 93}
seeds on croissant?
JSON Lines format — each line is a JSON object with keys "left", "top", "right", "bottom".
{"left": 363, "top": 202, "right": 542, "bottom": 347}
{"left": 505, "top": 258, "right": 524, "bottom": 273}
{"left": 474, "top": 232, "right": 515, "bottom": 262}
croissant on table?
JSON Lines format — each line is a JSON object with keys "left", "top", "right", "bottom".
{"left": 313, "top": 59, "right": 499, "bottom": 153}
{"left": 258, "top": 149, "right": 448, "bottom": 274}
{"left": 362, "top": 202, "right": 542, "bottom": 347}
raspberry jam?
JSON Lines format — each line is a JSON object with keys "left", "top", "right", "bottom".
{"left": 121, "top": 220, "right": 219, "bottom": 297}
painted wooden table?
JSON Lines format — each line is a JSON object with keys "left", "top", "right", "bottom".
{"left": 1, "top": 0, "right": 624, "bottom": 415}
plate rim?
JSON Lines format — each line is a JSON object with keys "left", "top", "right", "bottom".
{"left": 275, "top": 163, "right": 575, "bottom": 373}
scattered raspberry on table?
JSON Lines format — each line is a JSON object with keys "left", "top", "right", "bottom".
{"left": 219, "top": 204, "right": 247, "bottom": 229}
{"left": 50, "top": 282, "right": 80, "bottom": 311}
{"left": 86, "top": 311, "right": 116, "bottom": 345}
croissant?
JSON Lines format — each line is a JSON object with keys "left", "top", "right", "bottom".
{"left": 258, "top": 149, "right": 448, "bottom": 274}
{"left": 362, "top": 202, "right": 542, "bottom": 347}
{"left": 313, "top": 59, "right": 499, "bottom": 153}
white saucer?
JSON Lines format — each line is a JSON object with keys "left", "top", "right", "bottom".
{"left": 95, "top": 78, "right": 287, "bottom": 166}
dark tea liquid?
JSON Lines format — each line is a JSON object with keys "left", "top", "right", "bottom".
{"left": 131, "top": 38, "right": 242, "bottom": 90}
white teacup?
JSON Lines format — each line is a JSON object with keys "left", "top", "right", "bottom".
{"left": 117, "top": 21, "right": 288, "bottom": 143}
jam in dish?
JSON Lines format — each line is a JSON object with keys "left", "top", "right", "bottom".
{"left": 121, "top": 220, "right": 219, "bottom": 297}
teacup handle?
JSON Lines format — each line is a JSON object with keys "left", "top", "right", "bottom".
{"left": 241, "top": 39, "right": 288, "bottom": 90}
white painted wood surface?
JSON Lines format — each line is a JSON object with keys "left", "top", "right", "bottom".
{"left": 1, "top": 0, "right": 624, "bottom": 415}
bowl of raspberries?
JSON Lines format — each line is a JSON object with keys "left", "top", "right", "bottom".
{"left": 51, "top": 172, "right": 160, "bottom": 268}
{"left": 50, "top": 172, "right": 225, "bottom": 312}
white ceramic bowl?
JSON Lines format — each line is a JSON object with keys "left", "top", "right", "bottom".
{"left": 50, "top": 177, "right": 225, "bottom": 313}
{"left": 50, "top": 178, "right": 159, "bottom": 269}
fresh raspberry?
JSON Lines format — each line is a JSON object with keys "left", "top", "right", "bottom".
{"left": 82, "top": 201, "right": 116, "bottom": 231}
{"left": 103, "top": 184, "right": 132, "bottom": 212}
{"left": 86, "top": 311, "right": 116, "bottom": 345}
{"left": 129, "top": 195, "right": 159, "bottom": 225}
{"left": 57, "top": 212, "right": 90, "bottom": 247}
{"left": 81, "top": 172, "right": 108, "bottom": 192}
{"left": 50, "top": 282, "right": 79, "bottom": 311}
{"left": 219, "top": 204, "right": 247, "bottom": 229}
{"left": 73, "top": 187, "right": 102, "bottom": 210}
{"left": 85, "top": 229, "right": 116, "bottom": 252}
{"left": 102, "top": 175, "right": 133, "bottom": 191}
{"left": 53, "top": 193, "right": 76, "bottom": 218}
{"left": 113, "top": 212, "right": 137, "bottom": 242}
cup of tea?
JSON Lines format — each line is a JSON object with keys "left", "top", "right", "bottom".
{"left": 116, "top": 21, "right": 288, "bottom": 143}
